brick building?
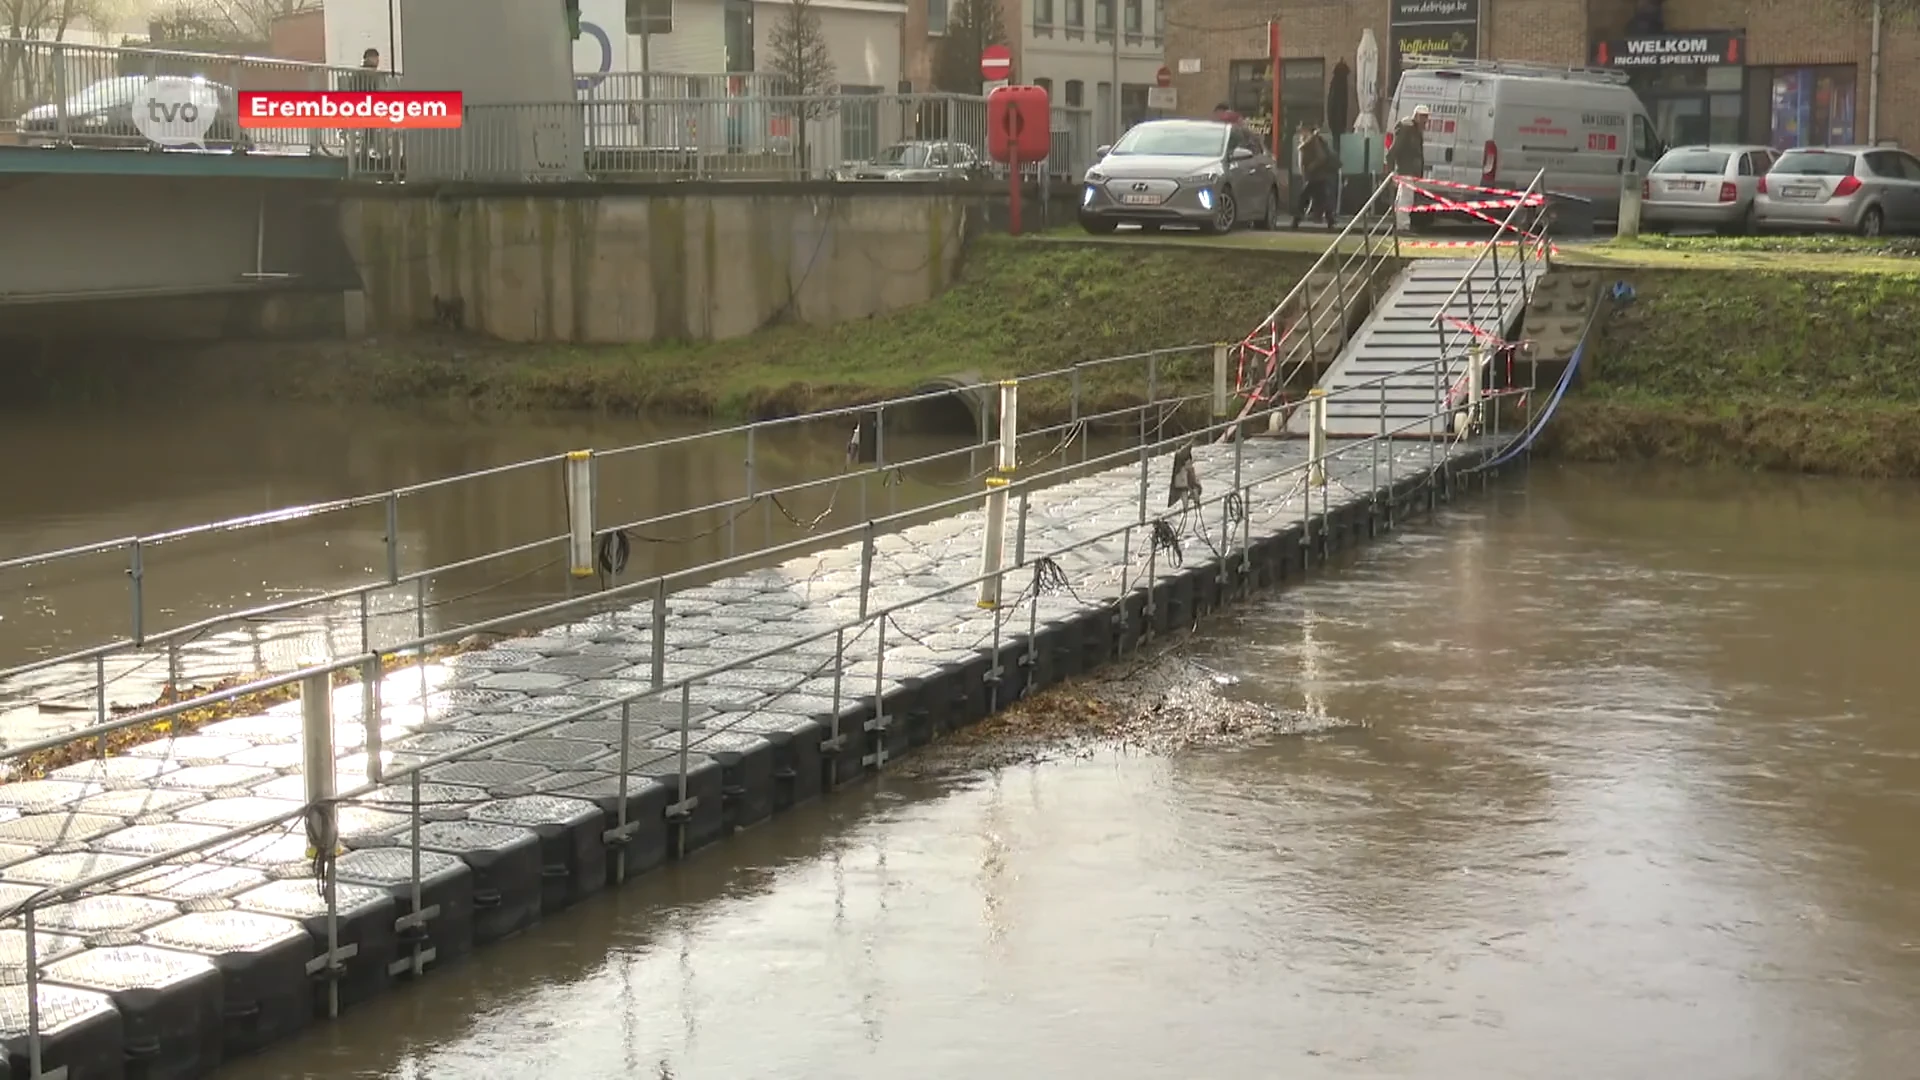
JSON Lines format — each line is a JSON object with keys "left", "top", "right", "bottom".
{"left": 1163, "top": 0, "right": 1910, "bottom": 151}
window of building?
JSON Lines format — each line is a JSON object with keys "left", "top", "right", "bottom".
{"left": 625, "top": 0, "right": 672, "bottom": 34}
{"left": 722, "top": 0, "right": 751, "bottom": 71}
{"left": 1033, "top": 0, "right": 1053, "bottom": 27}
{"left": 1035, "top": 77, "right": 1053, "bottom": 96}
{"left": 1064, "top": 0, "right": 1083, "bottom": 34}
{"left": 1095, "top": 0, "right": 1111, "bottom": 32}
{"left": 1065, "top": 79, "right": 1083, "bottom": 107}
{"left": 1121, "top": 82, "right": 1148, "bottom": 127}
{"left": 928, "top": 0, "right": 947, "bottom": 35}
{"left": 1153, "top": 0, "right": 1163, "bottom": 39}
{"left": 1228, "top": 60, "right": 1270, "bottom": 133}
{"left": 1749, "top": 65, "right": 1856, "bottom": 149}
{"left": 1123, "top": 0, "right": 1141, "bottom": 34}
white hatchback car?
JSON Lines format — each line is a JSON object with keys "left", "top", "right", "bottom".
{"left": 1642, "top": 144, "right": 1777, "bottom": 234}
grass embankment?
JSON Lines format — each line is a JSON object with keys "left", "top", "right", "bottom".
{"left": 202, "top": 238, "right": 1317, "bottom": 425}
{"left": 1548, "top": 236, "right": 1920, "bottom": 477}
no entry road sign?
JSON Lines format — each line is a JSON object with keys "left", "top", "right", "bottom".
{"left": 980, "top": 44, "right": 1012, "bottom": 82}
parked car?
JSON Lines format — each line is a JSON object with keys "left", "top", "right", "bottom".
{"left": 1641, "top": 144, "right": 1776, "bottom": 233}
{"left": 15, "top": 75, "right": 251, "bottom": 150}
{"left": 833, "top": 140, "right": 990, "bottom": 182}
{"left": 1078, "top": 118, "right": 1282, "bottom": 235}
{"left": 1754, "top": 146, "right": 1920, "bottom": 236}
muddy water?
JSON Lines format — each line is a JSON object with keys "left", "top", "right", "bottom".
{"left": 202, "top": 463, "right": 1919, "bottom": 1080}
{"left": 0, "top": 400, "right": 1017, "bottom": 747}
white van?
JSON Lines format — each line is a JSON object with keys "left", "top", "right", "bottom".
{"left": 1388, "top": 56, "right": 1663, "bottom": 224}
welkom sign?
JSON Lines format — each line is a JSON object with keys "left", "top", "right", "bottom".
{"left": 1593, "top": 31, "right": 1744, "bottom": 68}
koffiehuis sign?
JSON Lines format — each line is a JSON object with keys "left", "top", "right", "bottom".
{"left": 1593, "top": 31, "right": 1745, "bottom": 67}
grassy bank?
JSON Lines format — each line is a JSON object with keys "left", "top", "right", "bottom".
{"left": 1547, "top": 239, "right": 1920, "bottom": 477}
{"left": 51, "top": 237, "right": 1317, "bottom": 427}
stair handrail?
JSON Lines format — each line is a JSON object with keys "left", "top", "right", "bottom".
{"left": 1229, "top": 171, "right": 1402, "bottom": 413}
{"left": 1425, "top": 169, "right": 1551, "bottom": 427}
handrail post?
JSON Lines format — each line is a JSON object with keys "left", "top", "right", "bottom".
{"left": 1307, "top": 390, "right": 1328, "bottom": 489}
{"left": 362, "top": 655, "right": 384, "bottom": 785}
{"left": 977, "top": 381, "right": 1017, "bottom": 609}
{"left": 565, "top": 450, "right": 595, "bottom": 578}
{"left": 128, "top": 539, "right": 145, "bottom": 646}
{"left": 25, "top": 899, "right": 45, "bottom": 1078}
{"left": 383, "top": 493, "right": 401, "bottom": 584}
{"left": 649, "top": 578, "right": 667, "bottom": 689}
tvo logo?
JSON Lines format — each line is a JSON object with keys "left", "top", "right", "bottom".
{"left": 130, "top": 78, "right": 219, "bottom": 148}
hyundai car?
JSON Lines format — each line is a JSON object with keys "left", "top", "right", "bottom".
{"left": 1078, "top": 119, "right": 1282, "bottom": 235}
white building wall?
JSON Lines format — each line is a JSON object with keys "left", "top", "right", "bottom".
{"left": 753, "top": 2, "right": 902, "bottom": 91}
{"left": 1020, "top": 1, "right": 1163, "bottom": 146}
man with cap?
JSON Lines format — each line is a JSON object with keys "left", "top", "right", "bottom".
{"left": 1390, "top": 104, "right": 1431, "bottom": 227}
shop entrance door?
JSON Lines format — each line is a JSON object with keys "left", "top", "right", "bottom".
{"left": 1649, "top": 91, "right": 1743, "bottom": 145}
{"left": 1652, "top": 95, "right": 1708, "bottom": 145}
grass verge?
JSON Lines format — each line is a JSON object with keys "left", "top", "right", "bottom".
{"left": 1544, "top": 264, "right": 1920, "bottom": 477}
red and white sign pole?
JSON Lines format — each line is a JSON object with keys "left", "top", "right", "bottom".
{"left": 983, "top": 47, "right": 1017, "bottom": 234}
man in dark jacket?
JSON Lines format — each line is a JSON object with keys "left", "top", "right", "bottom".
{"left": 1292, "top": 123, "right": 1340, "bottom": 228}
{"left": 1390, "top": 104, "right": 1430, "bottom": 226}
{"left": 1389, "top": 104, "right": 1429, "bottom": 176}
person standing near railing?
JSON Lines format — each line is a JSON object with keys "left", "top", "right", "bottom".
{"left": 1293, "top": 123, "right": 1339, "bottom": 230}
{"left": 1389, "top": 103, "right": 1429, "bottom": 229}
{"left": 343, "top": 49, "right": 387, "bottom": 172}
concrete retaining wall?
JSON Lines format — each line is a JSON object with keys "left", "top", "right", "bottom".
{"left": 342, "top": 188, "right": 978, "bottom": 344}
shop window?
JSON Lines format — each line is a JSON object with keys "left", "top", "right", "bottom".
{"left": 1228, "top": 59, "right": 1271, "bottom": 132}
{"left": 1755, "top": 65, "right": 1856, "bottom": 149}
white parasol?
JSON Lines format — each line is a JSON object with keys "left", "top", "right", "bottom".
{"left": 1353, "top": 28, "right": 1381, "bottom": 134}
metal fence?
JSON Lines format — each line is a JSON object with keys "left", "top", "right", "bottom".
{"left": 1, "top": 36, "right": 1099, "bottom": 184}
{"left": 0, "top": 36, "right": 371, "bottom": 155}
{"left": 357, "top": 93, "right": 1097, "bottom": 184}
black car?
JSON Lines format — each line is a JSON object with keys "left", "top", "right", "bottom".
{"left": 15, "top": 75, "right": 251, "bottom": 150}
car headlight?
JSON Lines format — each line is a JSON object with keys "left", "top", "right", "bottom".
{"left": 1084, "top": 169, "right": 1107, "bottom": 183}
{"left": 1181, "top": 169, "right": 1223, "bottom": 186}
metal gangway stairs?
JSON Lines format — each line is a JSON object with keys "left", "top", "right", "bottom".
{"left": 1226, "top": 170, "right": 1554, "bottom": 441}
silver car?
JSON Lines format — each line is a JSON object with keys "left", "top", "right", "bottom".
{"left": 1078, "top": 119, "right": 1283, "bottom": 235}
{"left": 832, "top": 140, "right": 990, "bottom": 182}
{"left": 1754, "top": 146, "right": 1920, "bottom": 236}
{"left": 1642, "top": 144, "right": 1776, "bottom": 233}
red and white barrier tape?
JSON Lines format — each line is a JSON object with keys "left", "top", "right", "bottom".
{"left": 1406, "top": 195, "right": 1545, "bottom": 213}
{"left": 1399, "top": 239, "right": 1560, "bottom": 253}
{"left": 1394, "top": 174, "right": 1536, "bottom": 200}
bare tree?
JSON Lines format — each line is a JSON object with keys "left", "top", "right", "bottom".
{"left": 151, "top": 0, "right": 318, "bottom": 45}
{"left": 932, "top": 0, "right": 1008, "bottom": 95}
{"left": 767, "top": 0, "right": 837, "bottom": 173}
{"left": 1, "top": 0, "right": 128, "bottom": 116}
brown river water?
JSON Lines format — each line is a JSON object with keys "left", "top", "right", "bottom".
{"left": 5, "top": 403, "right": 1919, "bottom": 1077}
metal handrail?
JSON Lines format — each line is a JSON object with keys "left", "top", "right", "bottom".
{"left": 0, "top": 345, "right": 1217, "bottom": 719}
{"left": 0, "top": 350, "right": 1481, "bottom": 769}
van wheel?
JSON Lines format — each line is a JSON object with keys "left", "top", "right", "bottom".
{"left": 1859, "top": 206, "right": 1885, "bottom": 238}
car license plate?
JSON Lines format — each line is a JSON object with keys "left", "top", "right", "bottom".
{"left": 1120, "top": 194, "right": 1162, "bottom": 205}
{"left": 1667, "top": 180, "right": 1703, "bottom": 191}
{"left": 1785, "top": 185, "right": 1820, "bottom": 198}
